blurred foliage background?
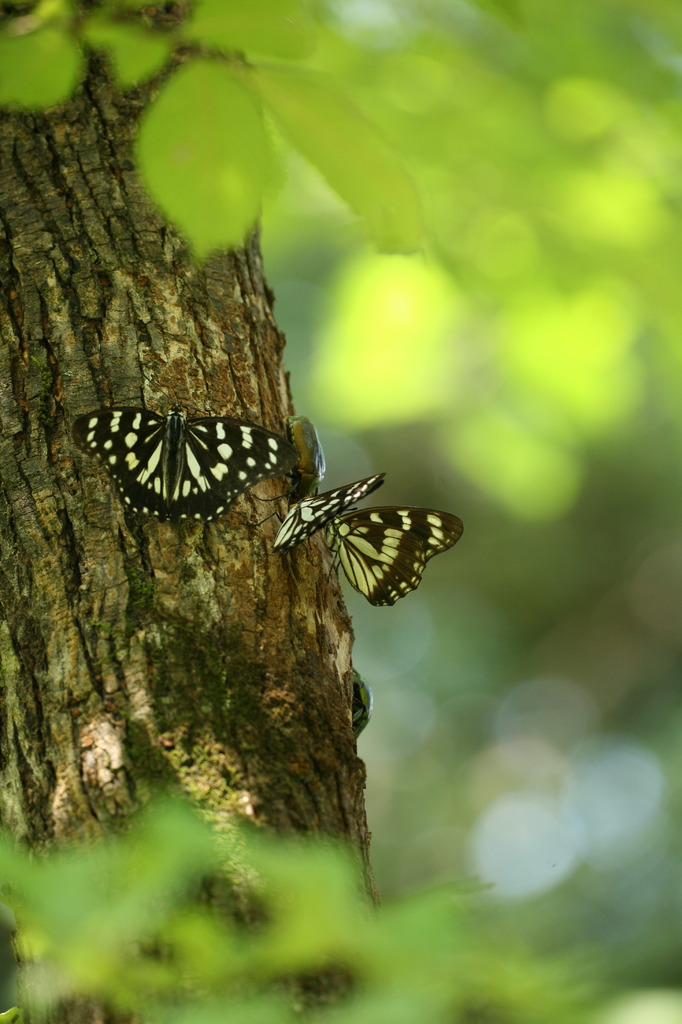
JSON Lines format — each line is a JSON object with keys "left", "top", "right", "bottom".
{"left": 2, "top": 0, "right": 682, "bottom": 1019}
{"left": 261, "top": 0, "right": 682, "bottom": 1009}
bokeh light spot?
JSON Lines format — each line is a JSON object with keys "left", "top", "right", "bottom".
{"left": 468, "top": 792, "right": 582, "bottom": 899}
{"left": 565, "top": 738, "right": 664, "bottom": 865}
{"left": 466, "top": 210, "right": 539, "bottom": 280}
{"left": 501, "top": 282, "right": 640, "bottom": 433}
{"left": 545, "top": 77, "right": 628, "bottom": 142}
{"left": 445, "top": 410, "right": 581, "bottom": 520}
{"left": 311, "top": 254, "right": 461, "bottom": 428}
{"left": 549, "top": 169, "right": 666, "bottom": 247}
{"left": 597, "top": 990, "right": 682, "bottom": 1024}
{"left": 495, "top": 677, "right": 599, "bottom": 751}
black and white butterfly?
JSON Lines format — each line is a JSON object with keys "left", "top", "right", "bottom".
{"left": 72, "top": 405, "right": 298, "bottom": 522}
{"left": 324, "top": 507, "right": 463, "bottom": 606}
{"left": 273, "top": 473, "right": 385, "bottom": 552}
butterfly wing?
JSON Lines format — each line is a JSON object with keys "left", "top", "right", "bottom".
{"left": 72, "top": 408, "right": 297, "bottom": 522}
{"left": 72, "top": 407, "right": 170, "bottom": 516}
{"left": 273, "top": 474, "right": 385, "bottom": 552}
{"left": 326, "top": 507, "right": 463, "bottom": 606}
{"left": 172, "top": 417, "right": 297, "bottom": 521}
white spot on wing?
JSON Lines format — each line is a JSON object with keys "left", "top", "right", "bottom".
{"left": 185, "top": 445, "right": 203, "bottom": 481}
{"left": 137, "top": 441, "right": 163, "bottom": 483}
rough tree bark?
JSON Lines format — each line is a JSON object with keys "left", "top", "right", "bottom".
{"left": 0, "top": 46, "right": 374, "bottom": 1021}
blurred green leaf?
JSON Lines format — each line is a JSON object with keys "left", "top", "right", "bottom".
{"left": 0, "top": 27, "right": 81, "bottom": 108}
{"left": 251, "top": 65, "right": 422, "bottom": 251}
{"left": 163, "top": 909, "right": 239, "bottom": 985}
{"left": 0, "top": 798, "right": 594, "bottom": 1023}
{"left": 82, "top": 15, "right": 174, "bottom": 86}
{"left": 0, "top": 1010, "right": 23, "bottom": 1024}
{"left": 100, "top": 0, "right": 156, "bottom": 8}
{"left": 136, "top": 61, "right": 275, "bottom": 256}
{"left": 160, "top": 996, "right": 296, "bottom": 1024}
{"left": 187, "top": 0, "right": 315, "bottom": 60}
{"left": 26, "top": 0, "right": 73, "bottom": 25}
{"left": 246, "top": 835, "right": 363, "bottom": 969}
{"left": 11, "top": 801, "right": 221, "bottom": 993}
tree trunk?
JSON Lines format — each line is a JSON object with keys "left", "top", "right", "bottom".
{"left": 0, "top": 51, "right": 374, "bottom": 1020}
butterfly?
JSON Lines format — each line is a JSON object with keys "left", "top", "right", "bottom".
{"left": 352, "top": 671, "right": 373, "bottom": 739}
{"left": 273, "top": 473, "right": 385, "bottom": 552}
{"left": 72, "top": 405, "right": 297, "bottom": 522}
{"left": 324, "top": 507, "right": 464, "bottom": 606}
{"left": 286, "top": 415, "right": 327, "bottom": 502}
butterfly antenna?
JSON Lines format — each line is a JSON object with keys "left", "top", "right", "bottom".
{"left": 256, "top": 507, "right": 283, "bottom": 527}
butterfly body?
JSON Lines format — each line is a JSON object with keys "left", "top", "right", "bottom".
{"left": 325, "top": 507, "right": 464, "bottom": 605}
{"left": 287, "top": 415, "right": 326, "bottom": 501}
{"left": 159, "top": 406, "right": 186, "bottom": 506}
{"left": 72, "top": 405, "right": 297, "bottom": 522}
{"left": 273, "top": 473, "right": 385, "bottom": 552}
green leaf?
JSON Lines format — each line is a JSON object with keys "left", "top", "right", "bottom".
{"left": 0, "top": 27, "right": 81, "bottom": 108}
{"left": 187, "top": 0, "right": 314, "bottom": 60}
{"left": 161, "top": 996, "right": 296, "bottom": 1024}
{"left": 0, "top": 1010, "right": 23, "bottom": 1024}
{"left": 250, "top": 65, "right": 422, "bottom": 251}
{"left": 246, "top": 836, "right": 362, "bottom": 970}
{"left": 82, "top": 15, "right": 174, "bottom": 86}
{"left": 136, "top": 60, "right": 275, "bottom": 256}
